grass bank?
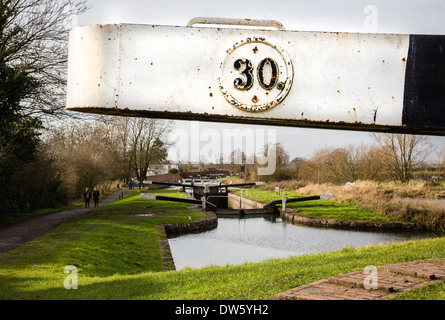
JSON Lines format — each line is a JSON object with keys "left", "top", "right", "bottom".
{"left": 234, "top": 188, "right": 392, "bottom": 222}
{"left": 254, "top": 180, "right": 445, "bottom": 232}
{"left": 0, "top": 188, "right": 443, "bottom": 300}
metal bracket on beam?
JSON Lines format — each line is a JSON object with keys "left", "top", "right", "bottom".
{"left": 186, "top": 17, "right": 285, "bottom": 30}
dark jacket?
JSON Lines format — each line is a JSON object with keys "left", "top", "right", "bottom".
{"left": 93, "top": 190, "right": 100, "bottom": 199}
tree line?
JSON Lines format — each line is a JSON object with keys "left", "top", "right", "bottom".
{"left": 0, "top": 115, "right": 172, "bottom": 217}
{"left": 45, "top": 117, "right": 172, "bottom": 198}
{"left": 0, "top": 0, "right": 174, "bottom": 217}
{"left": 228, "top": 133, "right": 435, "bottom": 185}
{"left": 0, "top": 0, "right": 86, "bottom": 215}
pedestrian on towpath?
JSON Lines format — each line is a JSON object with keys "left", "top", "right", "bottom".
{"left": 93, "top": 187, "right": 100, "bottom": 207}
{"left": 83, "top": 188, "right": 91, "bottom": 208}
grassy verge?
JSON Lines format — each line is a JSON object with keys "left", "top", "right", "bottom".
{"left": 0, "top": 235, "right": 444, "bottom": 299}
{"left": 267, "top": 180, "right": 445, "bottom": 232}
{"left": 0, "top": 188, "right": 443, "bottom": 300}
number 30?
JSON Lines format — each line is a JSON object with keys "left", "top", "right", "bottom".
{"left": 233, "top": 58, "right": 279, "bottom": 91}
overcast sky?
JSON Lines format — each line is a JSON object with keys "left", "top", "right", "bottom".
{"left": 75, "top": 0, "right": 445, "bottom": 162}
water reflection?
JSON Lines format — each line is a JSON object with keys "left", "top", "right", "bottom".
{"left": 168, "top": 216, "right": 429, "bottom": 270}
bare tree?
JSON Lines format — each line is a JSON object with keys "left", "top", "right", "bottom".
{"left": 355, "top": 145, "right": 391, "bottom": 181}
{"left": 1, "top": 0, "right": 88, "bottom": 121}
{"left": 325, "top": 145, "right": 391, "bottom": 183}
{"left": 127, "top": 118, "right": 173, "bottom": 182}
{"left": 436, "top": 149, "right": 445, "bottom": 183}
{"left": 296, "top": 144, "right": 392, "bottom": 184}
{"left": 372, "top": 133, "right": 431, "bottom": 183}
{"left": 229, "top": 149, "right": 247, "bottom": 177}
{"left": 255, "top": 142, "right": 292, "bottom": 181}
{"left": 44, "top": 120, "right": 126, "bottom": 197}
{"left": 93, "top": 116, "right": 132, "bottom": 180}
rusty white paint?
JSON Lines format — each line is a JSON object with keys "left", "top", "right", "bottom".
{"left": 66, "top": 22, "right": 409, "bottom": 128}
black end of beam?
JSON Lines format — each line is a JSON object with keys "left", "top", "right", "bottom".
{"left": 403, "top": 35, "right": 445, "bottom": 129}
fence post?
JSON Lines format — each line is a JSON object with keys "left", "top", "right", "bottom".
{"left": 282, "top": 197, "right": 287, "bottom": 211}
{"left": 201, "top": 196, "right": 206, "bottom": 211}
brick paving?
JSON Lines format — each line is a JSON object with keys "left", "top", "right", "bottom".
{"left": 266, "top": 258, "right": 445, "bottom": 300}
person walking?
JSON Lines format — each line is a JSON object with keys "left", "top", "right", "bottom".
{"left": 93, "top": 187, "right": 100, "bottom": 208}
{"left": 83, "top": 188, "right": 91, "bottom": 208}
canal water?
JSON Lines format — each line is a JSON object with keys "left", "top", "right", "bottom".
{"left": 168, "top": 216, "right": 430, "bottom": 270}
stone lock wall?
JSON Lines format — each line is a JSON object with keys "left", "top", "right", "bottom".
{"left": 227, "top": 192, "right": 265, "bottom": 210}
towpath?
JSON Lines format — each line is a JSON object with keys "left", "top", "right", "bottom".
{"left": 0, "top": 188, "right": 128, "bottom": 255}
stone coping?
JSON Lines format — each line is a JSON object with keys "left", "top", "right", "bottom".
{"left": 281, "top": 208, "right": 424, "bottom": 232}
{"left": 163, "top": 211, "right": 218, "bottom": 237}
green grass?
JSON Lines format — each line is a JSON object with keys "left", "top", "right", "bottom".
{"left": 392, "top": 281, "right": 445, "bottom": 300}
{"left": 219, "top": 175, "right": 239, "bottom": 180}
{"left": 235, "top": 188, "right": 392, "bottom": 222}
{"left": 0, "top": 235, "right": 444, "bottom": 299}
{"left": 0, "top": 188, "right": 443, "bottom": 300}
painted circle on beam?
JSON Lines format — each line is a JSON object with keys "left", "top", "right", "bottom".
{"left": 219, "top": 38, "right": 294, "bottom": 112}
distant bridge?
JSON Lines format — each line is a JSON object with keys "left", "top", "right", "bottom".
{"left": 180, "top": 169, "right": 232, "bottom": 179}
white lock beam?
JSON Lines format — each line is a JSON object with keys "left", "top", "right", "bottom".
{"left": 66, "top": 18, "right": 445, "bottom": 136}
